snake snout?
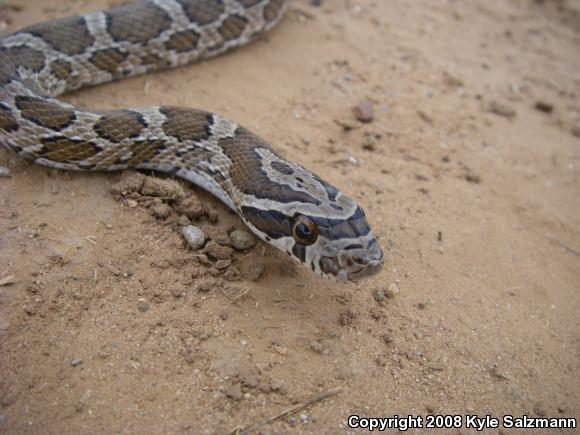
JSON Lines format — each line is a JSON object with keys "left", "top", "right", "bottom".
{"left": 350, "top": 250, "right": 371, "bottom": 265}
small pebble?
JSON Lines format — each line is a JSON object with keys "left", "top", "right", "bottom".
{"left": 225, "top": 384, "right": 242, "bottom": 401}
{"left": 23, "top": 304, "right": 36, "bottom": 315}
{"left": 172, "top": 287, "right": 184, "bottom": 298}
{"left": 338, "top": 307, "right": 358, "bottom": 326}
{"left": 230, "top": 230, "right": 256, "bottom": 251}
{"left": 137, "top": 299, "right": 150, "bottom": 312}
{"left": 195, "top": 253, "right": 210, "bottom": 265}
{"left": 571, "top": 124, "right": 580, "bottom": 138}
{"left": 353, "top": 99, "right": 374, "bottom": 123}
{"left": 443, "top": 71, "right": 464, "bottom": 87}
{"left": 533, "top": 403, "right": 546, "bottom": 416}
{"left": 177, "top": 214, "right": 190, "bottom": 226}
{"left": 488, "top": 101, "right": 516, "bottom": 118}
{"left": 71, "top": 358, "right": 82, "bottom": 367}
{"left": 196, "top": 280, "right": 215, "bottom": 293}
{"left": 384, "top": 283, "right": 399, "bottom": 299}
{"left": 151, "top": 203, "right": 171, "bottom": 219}
{"left": 381, "top": 334, "right": 393, "bottom": 344}
{"left": 181, "top": 225, "right": 206, "bottom": 250}
{"left": 534, "top": 101, "right": 554, "bottom": 113}
{"left": 223, "top": 267, "right": 241, "bottom": 281}
{"left": 126, "top": 199, "right": 139, "bottom": 208}
{"left": 309, "top": 340, "right": 325, "bottom": 354}
{"left": 175, "top": 196, "right": 210, "bottom": 220}
{"left": 362, "top": 136, "right": 376, "bottom": 151}
{"left": 205, "top": 240, "right": 233, "bottom": 260}
{"left": 373, "top": 288, "right": 386, "bottom": 303}
{"left": 0, "top": 166, "right": 11, "bottom": 178}
{"left": 239, "top": 366, "right": 260, "bottom": 388}
{"left": 213, "top": 259, "right": 232, "bottom": 270}
{"left": 465, "top": 172, "right": 481, "bottom": 184}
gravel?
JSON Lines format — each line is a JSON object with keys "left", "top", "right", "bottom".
{"left": 384, "top": 283, "right": 399, "bottom": 299}
{"left": 487, "top": 101, "right": 516, "bottom": 118}
{"left": 0, "top": 166, "right": 11, "bottom": 178}
{"left": 137, "top": 299, "right": 150, "bottom": 312}
{"left": 205, "top": 240, "right": 233, "bottom": 260}
{"left": 229, "top": 229, "right": 256, "bottom": 250}
{"left": 151, "top": 203, "right": 171, "bottom": 219}
{"left": 353, "top": 99, "right": 374, "bottom": 122}
{"left": 181, "top": 225, "right": 206, "bottom": 250}
{"left": 373, "top": 288, "right": 386, "bottom": 303}
{"left": 534, "top": 101, "right": 554, "bottom": 113}
{"left": 225, "top": 383, "right": 242, "bottom": 400}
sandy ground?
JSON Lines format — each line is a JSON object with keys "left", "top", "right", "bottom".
{"left": 1, "top": 0, "right": 579, "bottom": 433}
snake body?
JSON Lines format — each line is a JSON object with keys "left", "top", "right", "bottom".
{"left": 0, "top": 0, "right": 383, "bottom": 281}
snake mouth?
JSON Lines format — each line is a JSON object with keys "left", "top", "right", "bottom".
{"left": 347, "top": 258, "right": 383, "bottom": 281}
{"left": 319, "top": 237, "right": 384, "bottom": 282}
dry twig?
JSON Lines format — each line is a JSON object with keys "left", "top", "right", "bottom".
{"left": 231, "top": 387, "right": 342, "bottom": 435}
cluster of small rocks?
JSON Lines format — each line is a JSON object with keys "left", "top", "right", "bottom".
{"left": 110, "top": 171, "right": 265, "bottom": 282}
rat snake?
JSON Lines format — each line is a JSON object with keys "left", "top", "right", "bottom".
{"left": 0, "top": 0, "right": 383, "bottom": 281}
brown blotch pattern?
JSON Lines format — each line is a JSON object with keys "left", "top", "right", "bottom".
{"left": 15, "top": 96, "right": 76, "bottom": 130}
{"left": 177, "top": 0, "right": 225, "bottom": 25}
{"left": 140, "top": 52, "right": 170, "bottom": 70}
{"left": 165, "top": 29, "right": 200, "bottom": 53}
{"left": 40, "top": 137, "right": 100, "bottom": 162}
{"left": 0, "top": 46, "right": 46, "bottom": 84}
{"left": 94, "top": 110, "right": 146, "bottom": 143}
{"left": 238, "top": 0, "right": 263, "bottom": 7}
{"left": 24, "top": 16, "right": 94, "bottom": 55}
{"left": 218, "top": 15, "right": 248, "bottom": 42}
{"left": 160, "top": 107, "right": 212, "bottom": 142}
{"left": 124, "top": 140, "right": 167, "bottom": 165}
{"left": 264, "top": 0, "right": 284, "bottom": 23}
{"left": 89, "top": 48, "right": 129, "bottom": 76}
{"left": 49, "top": 59, "right": 73, "bottom": 81}
{"left": 0, "top": 104, "right": 19, "bottom": 132}
{"left": 107, "top": 1, "right": 172, "bottom": 44}
{"left": 219, "top": 127, "right": 320, "bottom": 204}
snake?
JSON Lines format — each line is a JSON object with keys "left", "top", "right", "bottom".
{"left": 0, "top": 0, "right": 383, "bottom": 282}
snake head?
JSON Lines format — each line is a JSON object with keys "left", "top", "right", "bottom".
{"left": 241, "top": 202, "right": 383, "bottom": 282}
{"left": 236, "top": 145, "right": 383, "bottom": 281}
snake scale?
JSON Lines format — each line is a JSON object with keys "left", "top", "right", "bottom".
{"left": 0, "top": 0, "right": 383, "bottom": 281}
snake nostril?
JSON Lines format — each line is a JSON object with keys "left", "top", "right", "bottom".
{"left": 351, "top": 252, "right": 370, "bottom": 265}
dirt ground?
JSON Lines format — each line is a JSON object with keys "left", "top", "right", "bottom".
{"left": 1, "top": 0, "right": 579, "bottom": 433}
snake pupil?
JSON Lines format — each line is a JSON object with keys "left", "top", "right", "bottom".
{"left": 296, "top": 224, "right": 310, "bottom": 238}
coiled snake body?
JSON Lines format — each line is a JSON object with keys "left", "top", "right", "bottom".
{"left": 0, "top": 0, "right": 383, "bottom": 281}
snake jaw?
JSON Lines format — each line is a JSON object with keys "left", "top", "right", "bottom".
{"left": 314, "top": 232, "right": 383, "bottom": 282}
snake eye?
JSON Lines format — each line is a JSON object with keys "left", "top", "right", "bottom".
{"left": 291, "top": 216, "right": 318, "bottom": 245}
